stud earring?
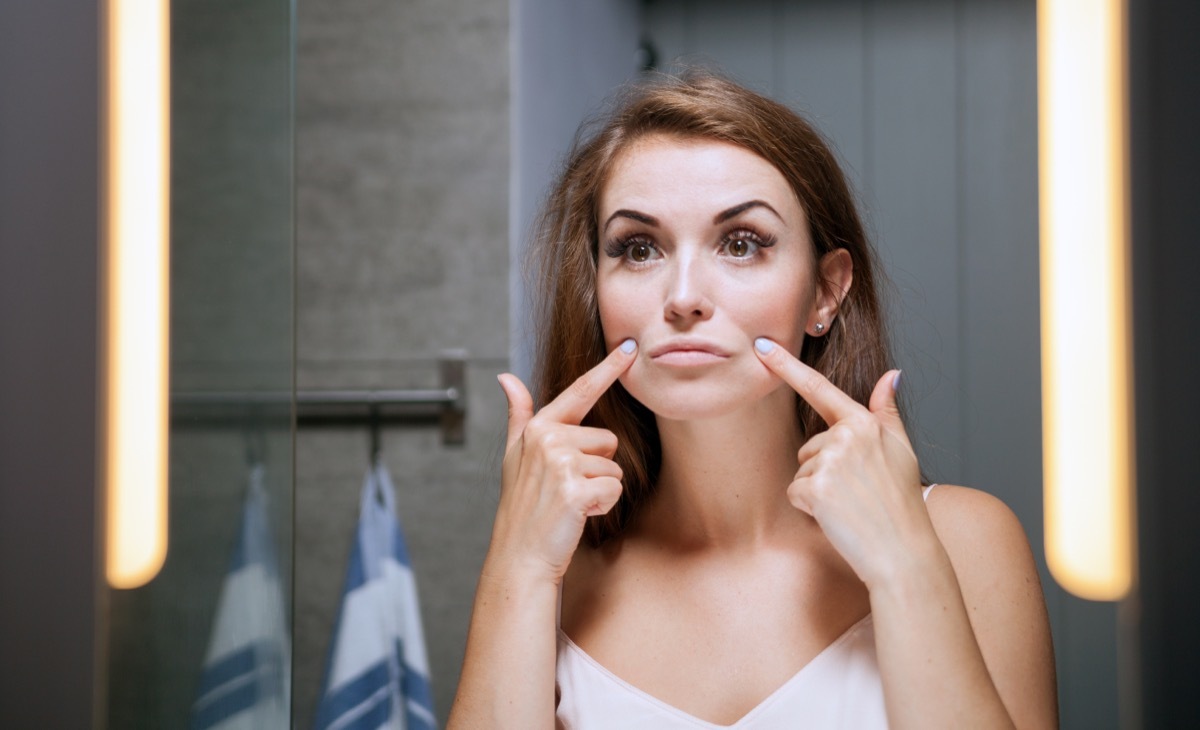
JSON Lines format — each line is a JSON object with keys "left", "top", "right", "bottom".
{"left": 814, "top": 322, "right": 825, "bottom": 334}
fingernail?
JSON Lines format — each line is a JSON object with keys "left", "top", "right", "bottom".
{"left": 754, "top": 337, "right": 774, "bottom": 354}
{"left": 892, "top": 370, "right": 903, "bottom": 391}
{"left": 620, "top": 338, "right": 636, "bottom": 354}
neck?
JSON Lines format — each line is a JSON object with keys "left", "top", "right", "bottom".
{"left": 634, "top": 386, "right": 811, "bottom": 553}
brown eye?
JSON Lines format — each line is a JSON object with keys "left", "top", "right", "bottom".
{"left": 630, "top": 243, "right": 652, "bottom": 262}
{"left": 729, "top": 238, "right": 751, "bottom": 257}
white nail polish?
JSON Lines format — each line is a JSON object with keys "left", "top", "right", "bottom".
{"left": 754, "top": 337, "right": 773, "bottom": 354}
{"left": 620, "top": 338, "right": 636, "bottom": 354}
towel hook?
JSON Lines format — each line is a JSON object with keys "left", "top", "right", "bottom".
{"left": 368, "top": 405, "right": 381, "bottom": 466}
{"left": 243, "top": 427, "right": 267, "bottom": 467}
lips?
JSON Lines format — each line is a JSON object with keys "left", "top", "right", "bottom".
{"left": 647, "top": 338, "right": 732, "bottom": 362}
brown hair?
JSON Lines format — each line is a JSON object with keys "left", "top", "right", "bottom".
{"left": 529, "top": 70, "right": 893, "bottom": 546}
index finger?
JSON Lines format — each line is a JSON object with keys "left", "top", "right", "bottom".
{"left": 753, "top": 337, "right": 865, "bottom": 425}
{"left": 540, "top": 338, "right": 638, "bottom": 425}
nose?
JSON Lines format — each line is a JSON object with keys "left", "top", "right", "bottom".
{"left": 663, "top": 255, "right": 713, "bottom": 323}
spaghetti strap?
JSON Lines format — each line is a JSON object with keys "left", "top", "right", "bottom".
{"left": 922, "top": 483, "right": 938, "bottom": 502}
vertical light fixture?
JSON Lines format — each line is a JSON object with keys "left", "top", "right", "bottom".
{"left": 103, "top": 0, "right": 171, "bottom": 589}
{"left": 1038, "top": 0, "right": 1134, "bottom": 601}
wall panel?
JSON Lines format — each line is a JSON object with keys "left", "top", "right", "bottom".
{"left": 644, "top": 0, "right": 1119, "bottom": 725}
{"left": 778, "top": 0, "right": 868, "bottom": 198}
{"left": 863, "top": 0, "right": 962, "bottom": 481}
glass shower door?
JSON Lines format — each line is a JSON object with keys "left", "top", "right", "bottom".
{"left": 104, "top": 0, "right": 295, "bottom": 727}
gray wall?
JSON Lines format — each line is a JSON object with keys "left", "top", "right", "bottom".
{"left": 642, "top": 0, "right": 1116, "bottom": 727}
{"left": 510, "top": 0, "right": 644, "bottom": 383}
{"left": 294, "top": 0, "right": 510, "bottom": 723}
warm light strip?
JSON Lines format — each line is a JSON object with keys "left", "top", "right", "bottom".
{"left": 1037, "top": 0, "right": 1134, "bottom": 601}
{"left": 104, "top": 0, "right": 171, "bottom": 589}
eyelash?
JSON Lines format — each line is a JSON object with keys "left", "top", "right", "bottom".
{"left": 721, "top": 228, "right": 777, "bottom": 259}
{"left": 603, "top": 235, "right": 655, "bottom": 263}
{"left": 603, "top": 227, "right": 777, "bottom": 266}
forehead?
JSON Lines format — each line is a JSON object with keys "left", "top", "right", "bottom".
{"left": 599, "top": 134, "right": 803, "bottom": 223}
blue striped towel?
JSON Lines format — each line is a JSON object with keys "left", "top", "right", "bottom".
{"left": 191, "top": 464, "right": 291, "bottom": 730}
{"left": 314, "top": 460, "right": 436, "bottom": 730}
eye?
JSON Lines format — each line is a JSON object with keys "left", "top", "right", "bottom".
{"left": 603, "top": 235, "right": 660, "bottom": 265}
{"left": 720, "top": 228, "right": 775, "bottom": 259}
{"left": 629, "top": 241, "right": 654, "bottom": 262}
{"left": 728, "top": 237, "right": 753, "bottom": 257}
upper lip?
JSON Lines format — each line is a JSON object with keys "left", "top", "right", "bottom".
{"left": 648, "top": 338, "right": 732, "bottom": 359}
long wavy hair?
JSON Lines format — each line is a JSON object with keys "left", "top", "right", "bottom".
{"left": 529, "top": 70, "right": 894, "bottom": 546}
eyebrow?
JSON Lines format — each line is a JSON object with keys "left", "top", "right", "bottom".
{"left": 715, "top": 199, "right": 784, "bottom": 224}
{"left": 603, "top": 209, "right": 659, "bottom": 231}
{"left": 602, "top": 199, "right": 784, "bottom": 232}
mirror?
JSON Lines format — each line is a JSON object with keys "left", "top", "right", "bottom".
{"left": 289, "top": 0, "right": 1112, "bottom": 727}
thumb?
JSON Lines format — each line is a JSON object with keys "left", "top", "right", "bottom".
{"left": 868, "top": 369, "right": 903, "bottom": 424}
{"left": 497, "top": 373, "right": 534, "bottom": 450}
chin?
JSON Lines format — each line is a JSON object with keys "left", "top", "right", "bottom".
{"left": 618, "top": 366, "right": 784, "bottom": 422}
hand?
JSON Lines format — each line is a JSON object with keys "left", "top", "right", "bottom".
{"left": 753, "top": 337, "right": 931, "bottom": 590}
{"left": 487, "top": 340, "right": 638, "bottom": 585}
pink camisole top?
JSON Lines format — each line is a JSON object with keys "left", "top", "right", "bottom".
{"left": 553, "top": 484, "right": 938, "bottom": 729}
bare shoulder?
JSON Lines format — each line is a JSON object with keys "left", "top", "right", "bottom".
{"left": 924, "top": 484, "right": 1040, "bottom": 596}
{"left": 925, "top": 484, "right": 1030, "bottom": 547}
{"left": 925, "top": 484, "right": 1059, "bottom": 728}
{"left": 924, "top": 483, "right": 1022, "bottom": 529}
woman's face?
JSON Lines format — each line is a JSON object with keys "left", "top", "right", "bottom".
{"left": 596, "top": 134, "right": 848, "bottom": 421}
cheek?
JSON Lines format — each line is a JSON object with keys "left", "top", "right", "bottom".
{"left": 596, "top": 275, "right": 643, "bottom": 347}
{"left": 729, "top": 274, "right": 814, "bottom": 352}
{"left": 750, "top": 301, "right": 806, "bottom": 351}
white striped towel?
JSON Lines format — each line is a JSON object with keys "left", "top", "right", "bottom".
{"left": 191, "top": 464, "right": 291, "bottom": 730}
{"left": 314, "top": 460, "right": 436, "bottom": 730}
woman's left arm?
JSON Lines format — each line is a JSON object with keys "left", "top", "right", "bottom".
{"left": 871, "top": 485, "right": 1057, "bottom": 730}
{"left": 753, "top": 339, "right": 1057, "bottom": 730}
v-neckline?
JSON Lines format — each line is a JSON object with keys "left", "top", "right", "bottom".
{"left": 557, "top": 613, "right": 873, "bottom": 728}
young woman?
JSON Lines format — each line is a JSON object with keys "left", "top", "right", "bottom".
{"left": 448, "top": 71, "right": 1057, "bottom": 729}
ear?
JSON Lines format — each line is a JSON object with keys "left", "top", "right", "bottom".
{"left": 808, "top": 248, "right": 853, "bottom": 336}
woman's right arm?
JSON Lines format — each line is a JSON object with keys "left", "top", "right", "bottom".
{"left": 446, "top": 342, "right": 637, "bottom": 729}
{"left": 448, "top": 557, "right": 560, "bottom": 729}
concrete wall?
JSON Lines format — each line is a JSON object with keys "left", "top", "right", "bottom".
{"left": 294, "top": 0, "right": 645, "bottom": 722}
{"left": 293, "top": 0, "right": 509, "bottom": 722}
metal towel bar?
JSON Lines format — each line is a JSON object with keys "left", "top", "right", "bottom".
{"left": 171, "top": 354, "right": 467, "bottom": 446}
